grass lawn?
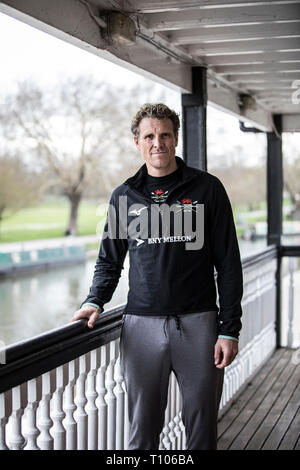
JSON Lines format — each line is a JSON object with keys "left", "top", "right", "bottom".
{"left": 0, "top": 197, "right": 107, "bottom": 244}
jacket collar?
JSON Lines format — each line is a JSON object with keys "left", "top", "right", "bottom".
{"left": 124, "top": 156, "right": 197, "bottom": 193}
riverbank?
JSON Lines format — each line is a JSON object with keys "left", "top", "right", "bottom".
{"left": 0, "top": 235, "right": 101, "bottom": 276}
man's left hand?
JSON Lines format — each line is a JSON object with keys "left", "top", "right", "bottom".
{"left": 214, "top": 338, "right": 238, "bottom": 369}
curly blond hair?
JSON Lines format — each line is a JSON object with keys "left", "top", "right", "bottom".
{"left": 131, "top": 103, "right": 180, "bottom": 138}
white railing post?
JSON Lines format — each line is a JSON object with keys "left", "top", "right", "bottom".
{"left": 106, "top": 340, "right": 117, "bottom": 450}
{"left": 115, "top": 353, "right": 125, "bottom": 450}
{"left": 86, "top": 349, "right": 99, "bottom": 450}
{"left": 287, "top": 257, "right": 296, "bottom": 347}
{"left": 74, "top": 355, "right": 88, "bottom": 450}
{"left": 0, "top": 393, "right": 9, "bottom": 450}
{"left": 51, "top": 366, "right": 66, "bottom": 450}
{"left": 97, "top": 344, "right": 108, "bottom": 450}
{"left": 8, "top": 386, "right": 25, "bottom": 450}
{"left": 169, "top": 372, "right": 177, "bottom": 450}
{"left": 24, "top": 378, "right": 39, "bottom": 450}
{"left": 63, "top": 360, "right": 77, "bottom": 450}
{"left": 162, "top": 380, "right": 171, "bottom": 450}
{"left": 37, "top": 371, "right": 54, "bottom": 450}
{"left": 174, "top": 380, "right": 182, "bottom": 450}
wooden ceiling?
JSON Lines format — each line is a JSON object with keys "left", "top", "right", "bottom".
{"left": 1, "top": 0, "right": 300, "bottom": 130}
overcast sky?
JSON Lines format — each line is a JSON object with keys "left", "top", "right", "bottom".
{"left": 0, "top": 11, "right": 180, "bottom": 98}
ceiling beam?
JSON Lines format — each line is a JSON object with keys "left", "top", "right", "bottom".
{"left": 214, "top": 62, "right": 300, "bottom": 74}
{"left": 170, "top": 21, "right": 300, "bottom": 45}
{"left": 129, "top": 1, "right": 300, "bottom": 14}
{"left": 145, "top": 3, "right": 300, "bottom": 31}
{"left": 202, "top": 51, "right": 300, "bottom": 65}
{"left": 225, "top": 72, "right": 300, "bottom": 82}
{"left": 188, "top": 36, "right": 300, "bottom": 54}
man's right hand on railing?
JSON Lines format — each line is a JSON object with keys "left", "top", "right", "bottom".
{"left": 72, "top": 305, "right": 99, "bottom": 329}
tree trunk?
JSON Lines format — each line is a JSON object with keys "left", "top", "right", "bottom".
{"left": 65, "top": 193, "right": 81, "bottom": 236}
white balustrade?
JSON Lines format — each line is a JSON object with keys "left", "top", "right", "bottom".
{"left": 0, "top": 256, "right": 278, "bottom": 450}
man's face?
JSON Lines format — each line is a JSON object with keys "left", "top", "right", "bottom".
{"left": 134, "top": 117, "right": 178, "bottom": 175}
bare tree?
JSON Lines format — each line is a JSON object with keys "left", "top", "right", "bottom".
{"left": 1, "top": 77, "right": 126, "bottom": 235}
{"left": 1, "top": 77, "right": 173, "bottom": 235}
{"left": 0, "top": 153, "right": 45, "bottom": 234}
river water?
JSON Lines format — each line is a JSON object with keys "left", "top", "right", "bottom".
{"left": 0, "top": 237, "right": 297, "bottom": 346}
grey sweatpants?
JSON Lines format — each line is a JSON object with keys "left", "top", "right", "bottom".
{"left": 119, "top": 311, "right": 224, "bottom": 450}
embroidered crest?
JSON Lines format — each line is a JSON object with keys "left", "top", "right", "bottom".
{"left": 176, "top": 198, "right": 198, "bottom": 213}
{"left": 151, "top": 189, "right": 169, "bottom": 203}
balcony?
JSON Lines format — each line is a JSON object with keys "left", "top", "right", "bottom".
{"left": 1, "top": 244, "right": 299, "bottom": 451}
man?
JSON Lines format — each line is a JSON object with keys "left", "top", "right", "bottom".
{"left": 72, "top": 103, "right": 243, "bottom": 450}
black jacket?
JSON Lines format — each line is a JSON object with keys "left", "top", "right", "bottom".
{"left": 81, "top": 156, "right": 243, "bottom": 339}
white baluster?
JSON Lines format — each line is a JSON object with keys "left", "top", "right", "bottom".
{"left": 174, "top": 380, "right": 182, "bottom": 450}
{"left": 63, "top": 360, "right": 78, "bottom": 450}
{"left": 8, "top": 385, "right": 25, "bottom": 450}
{"left": 0, "top": 393, "right": 9, "bottom": 450}
{"left": 86, "top": 349, "right": 99, "bottom": 450}
{"left": 74, "top": 354, "right": 88, "bottom": 450}
{"left": 51, "top": 366, "right": 66, "bottom": 449}
{"left": 179, "top": 410, "right": 186, "bottom": 450}
{"left": 115, "top": 353, "right": 125, "bottom": 450}
{"left": 123, "top": 386, "right": 129, "bottom": 450}
{"left": 106, "top": 340, "right": 117, "bottom": 450}
{"left": 162, "top": 378, "right": 171, "bottom": 450}
{"left": 223, "top": 371, "right": 229, "bottom": 406}
{"left": 24, "top": 379, "right": 40, "bottom": 450}
{"left": 37, "top": 372, "right": 54, "bottom": 450}
{"left": 169, "top": 372, "right": 177, "bottom": 450}
{"left": 97, "top": 344, "right": 109, "bottom": 450}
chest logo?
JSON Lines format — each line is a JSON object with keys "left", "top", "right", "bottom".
{"left": 151, "top": 189, "right": 169, "bottom": 203}
{"left": 176, "top": 198, "right": 199, "bottom": 213}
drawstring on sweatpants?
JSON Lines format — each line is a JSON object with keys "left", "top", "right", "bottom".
{"left": 163, "top": 314, "right": 182, "bottom": 337}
